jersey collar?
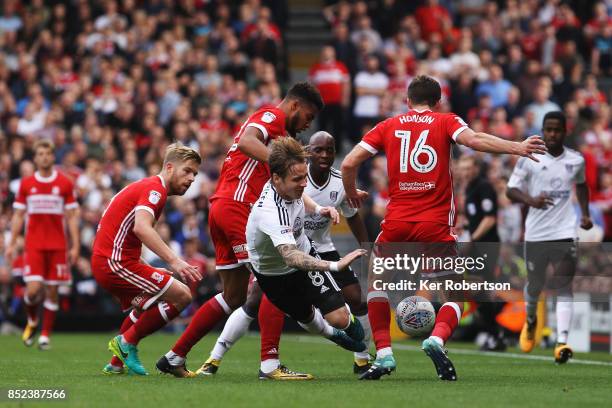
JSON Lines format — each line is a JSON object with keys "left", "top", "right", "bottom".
{"left": 157, "top": 174, "right": 167, "bottom": 189}
{"left": 34, "top": 169, "right": 57, "bottom": 183}
{"left": 546, "top": 147, "right": 566, "bottom": 160}
{"left": 307, "top": 164, "right": 331, "bottom": 190}
{"left": 411, "top": 108, "right": 432, "bottom": 114}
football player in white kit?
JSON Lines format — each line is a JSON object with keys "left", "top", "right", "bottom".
{"left": 198, "top": 132, "right": 373, "bottom": 377}
{"left": 507, "top": 111, "right": 593, "bottom": 363}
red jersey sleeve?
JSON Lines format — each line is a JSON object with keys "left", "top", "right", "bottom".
{"left": 359, "top": 118, "right": 390, "bottom": 154}
{"left": 445, "top": 113, "right": 469, "bottom": 142}
{"left": 135, "top": 186, "right": 165, "bottom": 217}
{"left": 13, "top": 179, "right": 27, "bottom": 210}
{"left": 63, "top": 178, "right": 78, "bottom": 210}
{"left": 246, "top": 109, "right": 285, "bottom": 143}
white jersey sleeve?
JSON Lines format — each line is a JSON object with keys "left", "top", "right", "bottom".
{"left": 507, "top": 157, "right": 531, "bottom": 191}
{"left": 573, "top": 157, "right": 586, "bottom": 183}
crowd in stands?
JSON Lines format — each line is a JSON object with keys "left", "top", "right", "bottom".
{"left": 0, "top": 0, "right": 610, "bottom": 319}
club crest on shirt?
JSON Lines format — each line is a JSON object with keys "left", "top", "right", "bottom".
{"left": 52, "top": 186, "right": 60, "bottom": 195}
{"left": 149, "top": 190, "right": 161, "bottom": 205}
{"left": 330, "top": 191, "right": 338, "bottom": 201}
{"left": 261, "top": 111, "right": 276, "bottom": 123}
{"left": 565, "top": 164, "right": 573, "bottom": 173}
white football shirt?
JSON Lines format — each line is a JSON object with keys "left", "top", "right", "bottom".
{"left": 507, "top": 148, "right": 585, "bottom": 241}
{"left": 246, "top": 181, "right": 312, "bottom": 276}
{"left": 304, "top": 165, "right": 357, "bottom": 253}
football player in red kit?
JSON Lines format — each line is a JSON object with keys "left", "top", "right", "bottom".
{"left": 6, "top": 140, "right": 79, "bottom": 351}
{"left": 93, "top": 143, "right": 202, "bottom": 376}
{"left": 341, "top": 75, "right": 546, "bottom": 381}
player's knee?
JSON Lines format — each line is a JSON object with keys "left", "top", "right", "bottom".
{"left": 325, "top": 307, "right": 350, "bottom": 329}
{"left": 171, "top": 284, "right": 192, "bottom": 310}
{"left": 223, "top": 291, "right": 247, "bottom": 310}
{"left": 26, "top": 286, "right": 44, "bottom": 303}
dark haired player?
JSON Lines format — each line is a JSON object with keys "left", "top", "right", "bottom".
{"left": 342, "top": 75, "right": 546, "bottom": 380}
{"left": 507, "top": 111, "right": 592, "bottom": 364}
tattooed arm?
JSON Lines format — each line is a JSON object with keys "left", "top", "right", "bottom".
{"left": 276, "top": 244, "right": 331, "bottom": 271}
{"left": 276, "top": 244, "right": 367, "bottom": 272}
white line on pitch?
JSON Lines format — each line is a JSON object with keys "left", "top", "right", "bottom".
{"left": 287, "top": 335, "right": 612, "bottom": 367}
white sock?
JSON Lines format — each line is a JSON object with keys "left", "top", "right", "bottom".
{"left": 354, "top": 314, "right": 371, "bottom": 360}
{"left": 376, "top": 346, "right": 393, "bottom": 359}
{"left": 38, "top": 335, "right": 49, "bottom": 344}
{"left": 210, "top": 307, "right": 254, "bottom": 360}
{"left": 430, "top": 336, "right": 444, "bottom": 346}
{"left": 164, "top": 350, "right": 185, "bottom": 366}
{"left": 298, "top": 309, "right": 334, "bottom": 337}
{"left": 260, "top": 358, "right": 280, "bottom": 374}
{"left": 556, "top": 295, "right": 573, "bottom": 344}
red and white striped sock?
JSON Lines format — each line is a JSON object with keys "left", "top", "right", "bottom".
{"left": 123, "top": 301, "right": 179, "bottom": 345}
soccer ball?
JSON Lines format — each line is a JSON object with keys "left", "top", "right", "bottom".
{"left": 395, "top": 296, "right": 436, "bottom": 337}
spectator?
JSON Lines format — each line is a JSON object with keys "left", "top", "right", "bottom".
{"left": 352, "top": 54, "right": 388, "bottom": 142}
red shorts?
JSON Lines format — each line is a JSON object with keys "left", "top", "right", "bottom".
{"left": 209, "top": 198, "right": 251, "bottom": 270}
{"left": 91, "top": 255, "right": 174, "bottom": 311}
{"left": 24, "top": 249, "right": 70, "bottom": 285}
{"left": 375, "top": 220, "right": 457, "bottom": 276}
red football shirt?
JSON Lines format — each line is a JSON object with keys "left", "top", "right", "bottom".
{"left": 308, "top": 61, "right": 349, "bottom": 105}
{"left": 360, "top": 109, "right": 468, "bottom": 226}
{"left": 211, "top": 107, "right": 286, "bottom": 204}
{"left": 13, "top": 170, "right": 78, "bottom": 251}
{"left": 93, "top": 175, "right": 167, "bottom": 262}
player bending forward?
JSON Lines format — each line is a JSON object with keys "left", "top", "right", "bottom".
{"left": 341, "top": 75, "right": 547, "bottom": 380}
{"left": 507, "top": 111, "right": 592, "bottom": 364}
{"left": 93, "top": 143, "right": 203, "bottom": 376}
{"left": 247, "top": 137, "right": 368, "bottom": 377}
{"left": 198, "top": 131, "right": 372, "bottom": 378}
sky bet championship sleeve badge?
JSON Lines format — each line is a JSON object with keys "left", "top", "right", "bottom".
{"left": 149, "top": 190, "right": 161, "bottom": 205}
{"left": 261, "top": 111, "right": 276, "bottom": 123}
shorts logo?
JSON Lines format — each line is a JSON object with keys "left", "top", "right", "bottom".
{"left": 320, "top": 284, "right": 329, "bottom": 294}
{"left": 261, "top": 111, "right": 276, "bottom": 123}
{"left": 330, "top": 191, "right": 338, "bottom": 201}
{"left": 151, "top": 272, "right": 164, "bottom": 283}
{"left": 149, "top": 190, "right": 161, "bottom": 205}
{"left": 232, "top": 244, "right": 247, "bottom": 254}
{"left": 131, "top": 292, "right": 151, "bottom": 309}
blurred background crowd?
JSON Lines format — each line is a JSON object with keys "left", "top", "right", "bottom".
{"left": 0, "top": 0, "right": 610, "bottom": 329}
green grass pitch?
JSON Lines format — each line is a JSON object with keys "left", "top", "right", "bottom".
{"left": 1, "top": 333, "right": 610, "bottom": 407}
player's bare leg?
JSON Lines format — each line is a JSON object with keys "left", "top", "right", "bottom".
{"left": 161, "top": 265, "right": 249, "bottom": 377}
{"left": 341, "top": 283, "right": 372, "bottom": 374}
{"left": 109, "top": 279, "right": 192, "bottom": 376}
{"left": 38, "top": 284, "right": 59, "bottom": 350}
{"left": 197, "top": 278, "right": 263, "bottom": 376}
{"left": 22, "top": 281, "right": 44, "bottom": 347}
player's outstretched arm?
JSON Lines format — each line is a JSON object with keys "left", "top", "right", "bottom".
{"left": 276, "top": 244, "right": 367, "bottom": 272}
{"left": 237, "top": 127, "right": 269, "bottom": 162}
{"left": 341, "top": 145, "right": 372, "bottom": 208}
{"left": 133, "top": 209, "right": 202, "bottom": 283}
{"left": 456, "top": 128, "right": 547, "bottom": 161}
{"left": 5, "top": 208, "right": 25, "bottom": 264}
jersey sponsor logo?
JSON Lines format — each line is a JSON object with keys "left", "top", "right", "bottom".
{"left": 293, "top": 217, "right": 303, "bottom": 239}
{"left": 541, "top": 189, "right": 570, "bottom": 199}
{"left": 550, "top": 178, "right": 563, "bottom": 189}
{"left": 151, "top": 272, "right": 164, "bottom": 284}
{"left": 329, "top": 191, "right": 338, "bottom": 201}
{"left": 398, "top": 181, "right": 436, "bottom": 191}
{"left": 52, "top": 186, "right": 60, "bottom": 195}
{"left": 304, "top": 219, "right": 329, "bottom": 231}
{"left": 481, "top": 198, "right": 493, "bottom": 212}
{"left": 261, "top": 111, "right": 276, "bottom": 123}
{"left": 232, "top": 244, "right": 247, "bottom": 254}
{"left": 149, "top": 190, "right": 161, "bottom": 205}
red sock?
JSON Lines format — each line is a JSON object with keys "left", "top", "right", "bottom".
{"left": 431, "top": 302, "right": 463, "bottom": 344}
{"left": 123, "top": 302, "right": 179, "bottom": 345}
{"left": 40, "top": 301, "right": 59, "bottom": 337}
{"left": 367, "top": 291, "right": 391, "bottom": 351}
{"left": 259, "top": 295, "right": 285, "bottom": 362}
{"left": 24, "top": 295, "right": 39, "bottom": 326}
{"left": 110, "top": 310, "right": 139, "bottom": 367}
{"left": 172, "top": 294, "right": 230, "bottom": 357}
